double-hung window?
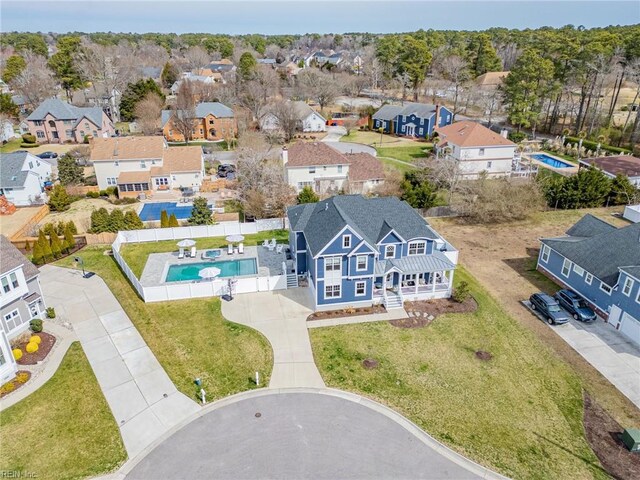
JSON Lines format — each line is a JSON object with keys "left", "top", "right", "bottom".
{"left": 585, "top": 273, "right": 593, "bottom": 285}
{"left": 622, "top": 277, "right": 634, "bottom": 297}
{"left": 355, "top": 281, "right": 366, "bottom": 296}
{"left": 600, "top": 282, "right": 612, "bottom": 295}
{"left": 325, "top": 257, "right": 341, "bottom": 272}
{"left": 356, "top": 255, "right": 367, "bottom": 271}
{"left": 3, "top": 310, "right": 22, "bottom": 332}
{"left": 385, "top": 245, "right": 395, "bottom": 258}
{"left": 541, "top": 245, "right": 550, "bottom": 263}
{"left": 342, "top": 235, "right": 351, "bottom": 249}
{"left": 325, "top": 285, "right": 341, "bottom": 298}
{"left": 1, "top": 273, "right": 18, "bottom": 293}
{"left": 561, "top": 258, "right": 572, "bottom": 277}
{"left": 408, "top": 241, "right": 426, "bottom": 255}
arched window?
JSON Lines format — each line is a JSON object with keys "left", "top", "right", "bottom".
{"left": 209, "top": 128, "right": 217, "bottom": 137}
{"left": 48, "top": 120, "right": 56, "bottom": 128}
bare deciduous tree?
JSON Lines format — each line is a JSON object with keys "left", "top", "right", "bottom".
{"left": 172, "top": 80, "right": 197, "bottom": 143}
{"left": 134, "top": 93, "right": 164, "bottom": 135}
{"left": 10, "top": 52, "right": 57, "bottom": 109}
{"left": 437, "top": 55, "right": 469, "bottom": 121}
{"left": 183, "top": 46, "right": 211, "bottom": 71}
{"left": 272, "top": 100, "right": 299, "bottom": 142}
{"left": 297, "top": 70, "right": 338, "bottom": 110}
{"left": 342, "top": 117, "right": 358, "bottom": 135}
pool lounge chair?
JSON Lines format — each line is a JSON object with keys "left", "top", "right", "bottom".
{"left": 267, "top": 239, "right": 276, "bottom": 252}
{"left": 228, "top": 244, "right": 233, "bottom": 255}
{"left": 276, "top": 244, "right": 283, "bottom": 254}
{"left": 262, "top": 239, "right": 269, "bottom": 248}
{"left": 190, "top": 246, "right": 196, "bottom": 258}
{"left": 238, "top": 243, "right": 244, "bottom": 254}
{"left": 178, "top": 250, "right": 184, "bottom": 259}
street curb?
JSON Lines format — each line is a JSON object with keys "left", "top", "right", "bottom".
{"left": 115, "top": 387, "right": 510, "bottom": 480}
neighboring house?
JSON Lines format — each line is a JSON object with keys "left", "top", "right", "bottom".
{"left": 282, "top": 142, "right": 384, "bottom": 195}
{"left": 11, "top": 95, "right": 27, "bottom": 114}
{"left": 206, "top": 59, "right": 236, "bottom": 73}
{"left": 26, "top": 98, "right": 115, "bottom": 143}
{"left": 578, "top": 155, "right": 640, "bottom": 187}
{"left": 277, "top": 61, "right": 302, "bottom": 77}
{"left": 140, "top": 66, "right": 162, "bottom": 80}
{"left": 192, "top": 69, "right": 224, "bottom": 83}
{"left": 90, "top": 136, "right": 204, "bottom": 197}
{"left": 623, "top": 204, "right": 640, "bottom": 223}
{"left": 260, "top": 101, "right": 326, "bottom": 133}
{"left": 257, "top": 58, "right": 277, "bottom": 67}
{"left": 161, "top": 102, "right": 237, "bottom": 142}
{"left": 475, "top": 71, "right": 510, "bottom": 90}
{"left": 1, "top": 119, "right": 17, "bottom": 143}
{"left": 170, "top": 75, "right": 220, "bottom": 95}
{"left": 0, "top": 235, "right": 47, "bottom": 383}
{"left": 287, "top": 195, "right": 458, "bottom": 311}
{"left": 537, "top": 214, "right": 640, "bottom": 346}
{"left": 372, "top": 102, "right": 453, "bottom": 138}
{"left": 435, "top": 121, "right": 518, "bottom": 178}
{"left": 351, "top": 54, "right": 364, "bottom": 74}
{"left": 0, "top": 152, "right": 52, "bottom": 206}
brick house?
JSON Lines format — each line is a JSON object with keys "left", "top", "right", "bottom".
{"left": 161, "top": 102, "right": 237, "bottom": 142}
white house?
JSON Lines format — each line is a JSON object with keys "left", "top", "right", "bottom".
{"left": 623, "top": 204, "right": 640, "bottom": 223}
{"left": 260, "top": 101, "right": 326, "bottom": 133}
{"left": 90, "top": 136, "right": 204, "bottom": 197}
{"left": 1, "top": 119, "right": 17, "bottom": 143}
{"left": 0, "top": 152, "right": 52, "bottom": 206}
{"left": 282, "top": 142, "right": 384, "bottom": 195}
{"left": 435, "top": 121, "right": 517, "bottom": 178}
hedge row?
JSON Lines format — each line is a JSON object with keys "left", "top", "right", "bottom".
{"left": 563, "top": 136, "right": 631, "bottom": 155}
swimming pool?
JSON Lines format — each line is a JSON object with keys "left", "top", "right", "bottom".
{"left": 139, "top": 202, "right": 193, "bottom": 221}
{"left": 530, "top": 154, "right": 574, "bottom": 169}
{"left": 165, "top": 259, "right": 258, "bottom": 282}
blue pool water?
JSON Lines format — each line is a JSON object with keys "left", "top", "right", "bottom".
{"left": 531, "top": 154, "right": 574, "bottom": 169}
{"left": 202, "top": 249, "right": 222, "bottom": 259}
{"left": 165, "top": 259, "right": 258, "bottom": 282}
{"left": 139, "top": 202, "right": 193, "bottom": 221}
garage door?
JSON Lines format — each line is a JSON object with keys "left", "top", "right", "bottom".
{"left": 619, "top": 312, "right": 640, "bottom": 347}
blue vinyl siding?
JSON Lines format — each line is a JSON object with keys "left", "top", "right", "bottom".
{"left": 348, "top": 253, "right": 375, "bottom": 276}
{"left": 296, "top": 232, "right": 306, "bottom": 251}
{"left": 317, "top": 277, "right": 372, "bottom": 305}
{"left": 617, "top": 272, "right": 640, "bottom": 317}
{"left": 320, "top": 227, "right": 361, "bottom": 255}
{"left": 296, "top": 252, "right": 307, "bottom": 274}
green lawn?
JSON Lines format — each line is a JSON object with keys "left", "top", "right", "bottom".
{"left": 0, "top": 137, "right": 23, "bottom": 153}
{"left": 0, "top": 343, "right": 127, "bottom": 479}
{"left": 379, "top": 157, "right": 416, "bottom": 173}
{"left": 376, "top": 145, "right": 432, "bottom": 163}
{"left": 309, "top": 268, "right": 607, "bottom": 480}
{"left": 119, "top": 229, "right": 289, "bottom": 278}
{"left": 341, "top": 130, "right": 418, "bottom": 147}
{"left": 56, "top": 247, "right": 273, "bottom": 400}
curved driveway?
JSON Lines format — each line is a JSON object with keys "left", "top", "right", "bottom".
{"left": 125, "top": 390, "right": 497, "bottom": 480}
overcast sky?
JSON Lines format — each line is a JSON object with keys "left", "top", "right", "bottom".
{"left": 2, "top": 1, "right": 638, "bottom": 34}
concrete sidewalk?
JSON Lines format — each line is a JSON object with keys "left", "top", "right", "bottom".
{"left": 39, "top": 266, "right": 200, "bottom": 459}
{"left": 221, "top": 289, "right": 325, "bottom": 389}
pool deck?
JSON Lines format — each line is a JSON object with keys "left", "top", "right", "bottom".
{"left": 526, "top": 152, "right": 578, "bottom": 176}
{"left": 139, "top": 245, "right": 289, "bottom": 287}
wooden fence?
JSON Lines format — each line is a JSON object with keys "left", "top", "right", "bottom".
{"left": 11, "top": 232, "right": 116, "bottom": 250}
{"left": 65, "top": 185, "right": 99, "bottom": 196}
{"left": 9, "top": 205, "right": 50, "bottom": 240}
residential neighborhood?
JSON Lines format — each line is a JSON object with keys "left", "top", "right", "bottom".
{"left": 0, "top": 3, "right": 639, "bottom": 480}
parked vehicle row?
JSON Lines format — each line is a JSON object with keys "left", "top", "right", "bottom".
{"left": 529, "top": 289, "right": 597, "bottom": 325}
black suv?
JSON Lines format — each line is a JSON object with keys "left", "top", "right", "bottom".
{"left": 554, "top": 290, "right": 596, "bottom": 322}
{"left": 217, "top": 164, "right": 236, "bottom": 178}
{"left": 38, "top": 151, "right": 58, "bottom": 159}
{"left": 529, "top": 293, "right": 570, "bottom": 325}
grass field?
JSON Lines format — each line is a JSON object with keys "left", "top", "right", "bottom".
{"left": 376, "top": 145, "right": 432, "bottom": 163}
{"left": 119, "top": 229, "right": 289, "bottom": 278}
{"left": 309, "top": 268, "right": 608, "bottom": 479}
{"left": 340, "top": 130, "right": 417, "bottom": 146}
{"left": 0, "top": 343, "right": 127, "bottom": 479}
{"left": 56, "top": 247, "right": 273, "bottom": 400}
{"left": 0, "top": 137, "right": 22, "bottom": 153}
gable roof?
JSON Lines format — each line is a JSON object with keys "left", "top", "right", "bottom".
{"left": 344, "top": 153, "right": 385, "bottom": 182}
{"left": 541, "top": 217, "right": 640, "bottom": 286}
{"left": 0, "top": 235, "right": 40, "bottom": 279}
{"left": 285, "top": 142, "right": 348, "bottom": 167}
{"left": 26, "top": 98, "right": 106, "bottom": 126}
{"left": 435, "top": 121, "right": 515, "bottom": 148}
{"left": 0, "top": 152, "right": 31, "bottom": 188}
{"left": 475, "top": 71, "right": 509, "bottom": 87}
{"left": 565, "top": 214, "right": 617, "bottom": 238}
{"left": 287, "top": 195, "right": 439, "bottom": 256}
{"left": 90, "top": 136, "right": 166, "bottom": 162}
{"left": 372, "top": 102, "right": 439, "bottom": 121}
{"left": 579, "top": 155, "right": 640, "bottom": 178}
{"left": 162, "top": 102, "right": 234, "bottom": 127}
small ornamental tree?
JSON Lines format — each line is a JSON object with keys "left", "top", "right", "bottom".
{"left": 66, "top": 220, "right": 78, "bottom": 235}
{"left": 124, "top": 210, "right": 144, "bottom": 230}
{"left": 24, "top": 239, "right": 31, "bottom": 252}
{"left": 168, "top": 213, "right": 179, "bottom": 227}
{"left": 42, "top": 223, "right": 56, "bottom": 237}
{"left": 64, "top": 224, "right": 76, "bottom": 251}
{"left": 160, "top": 210, "right": 169, "bottom": 228}
{"left": 297, "top": 186, "right": 319, "bottom": 204}
{"left": 188, "top": 196, "right": 213, "bottom": 225}
{"left": 57, "top": 154, "right": 84, "bottom": 185}
{"left": 90, "top": 208, "right": 110, "bottom": 233}
{"left": 49, "top": 232, "right": 63, "bottom": 259}
{"left": 40, "top": 231, "right": 53, "bottom": 262}
{"left": 108, "top": 209, "right": 126, "bottom": 232}
{"left": 31, "top": 240, "right": 43, "bottom": 265}
{"left": 48, "top": 184, "right": 71, "bottom": 211}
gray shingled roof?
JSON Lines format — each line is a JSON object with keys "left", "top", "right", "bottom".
{"left": 0, "top": 152, "right": 31, "bottom": 188}
{"left": 621, "top": 266, "right": 640, "bottom": 280}
{"left": 0, "top": 235, "right": 40, "bottom": 279}
{"left": 541, "top": 219, "right": 640, "bottom": 286}
{"left": 372, "top": 102, "right": 438, "bottom": 121}
{"left": 375, "top": 251, "right": 455, "bottom": 275}
{"left": 287, "top": 195, "right": 438, "bottom": 256}
{"left": 26, "top": 98, "right": 105, "bottom": 126}
{"left": 162, "top": 102, "right": 234, "bottom": 127}
{"left": 565, "top": 214, "right": 616, "bottom": 237}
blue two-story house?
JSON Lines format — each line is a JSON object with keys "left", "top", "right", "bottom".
{"left": 287, "top": 195, "right": 458, "bottom": 310}
{"left": 372, "top": 102, "right": 453, "bottom": 139}
{"left": 537, "top": 214, "right": 640, "bottom": 346}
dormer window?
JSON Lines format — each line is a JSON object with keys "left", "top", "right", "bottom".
{"left": 385, "top": 245, "right": 395, "bottom": 258}
{"left": 342, "top": 235, "right": 351, "bottom": 248}
{"left": 408, "top": 241, "right": 426, "bottom": 255}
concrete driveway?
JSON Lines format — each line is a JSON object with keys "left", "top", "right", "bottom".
{"left": 124, "top": 390, "right": 501, "bottom": 480}
{"left": 39, "top": 266, "right": 200, "bottom": 458}
{"left": 322, "top": 125, "right": 346, "bottom": 142}
{"left": 221, "top": 289, "right": 325, "bottom": 389}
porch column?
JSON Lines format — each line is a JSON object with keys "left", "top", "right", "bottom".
{"left": 432, "top": 272, "right": 437, "bottom": 293}
{"left": 415, "top": 276, "right": 418, "bottom": 295}
{"left": 448, "top": 269, "right": 455, "bottom": 294}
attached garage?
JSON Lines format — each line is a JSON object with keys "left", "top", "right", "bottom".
{"left": 619, "top": 312, "right": 640, "bottom": 346}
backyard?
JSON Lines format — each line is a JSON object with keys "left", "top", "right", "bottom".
{"left": 56, "top": 246, "right": 273, "bottom": 400}
{"left": 119, "top": 229, "right": 289, "bottom": 278}
{"left": 0, "top": 343, "right": 127, "bottom": 479}
{"left": 45, "top": 197, "right": 139, "bottom": 233}
{"left": 310, "top": 268, "right": 608, "bottom": 479}
{"left": 340, "top": 130, "right": 418, "bottom": 146}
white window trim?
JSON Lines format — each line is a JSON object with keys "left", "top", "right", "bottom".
{"left": 355, "top": 281, "right": 366, "bottom": 297}
{"left": 342, "top": 235, "right": 351, "bottom": 249}
{"left": 622, "top": 277, "right": 634, "bottom": 297}
{"left": 599, "top": 282, "right": 612, "bottom": 295}
{"left": 636, "top": 288, "right": 640, "bottom": 304}
{"left": 585, "top": 273, "right": 593, "bottom": 285}
{"left": 561, "top": 259, "right": 572, "bottom": 278}
{"left": 384, "top": 245, "right": 396, "bottom": 259}
{"left": 541, "top": 245, "right": 550, "bottom": 263}
{"left": 356, "top": 255, "right": 367, "bottom": 271}
{"left": 573, "top": 265, "right": 585, "bottom": 277}
{"left": 3, "top": 308, "right": 22, "bottom": 332}
{"left": 324, "top": 284, "right": 341, "bottom": 299}
{"left": 408, "top": 241, "right": 426, "bottom": 256}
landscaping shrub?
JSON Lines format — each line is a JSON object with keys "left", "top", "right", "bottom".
{"left": 99, "top": 190, "right": 108, "bottom": 197}
{"left": 1, "top": 381, "right": 16, "bottom": 394}
{"left": 109, "top": 197, "right": 137, "bottom": 205}
{"left": 48, "top": 184, "right": 71, "bottom": 211}
{"left": 160, "top": 210, "right": 169, "bottom": 228}
{"left": 452, "top": 281, "right": 471, "bottom": 303}
{"left": 31, "top": 241, "right": 43, "bottom": 265}
{"left": 563, "top": 136, "right": 631, "bottom": 155}
{"left": 50, "top": 233, "right": 63, "bottom": 259}
{"left": 29, "top": 319, "right": 43, "bottom": 333}
{"left": 26, "top": 342, "right": 39, "bottom": 354}
{"left": 105, "top": 186, "right": 118, "bottom": 197}
{"left": 16, "top": 372, "right": 29, "bottom": 383}
{"left": 63, "top": 224, "right": 76, "bottom": 252}
{"left": 86, "top": 191, "right": 100, "bottom": 199}
{"left": 19, "top": 143, "right": 39, "bottom": 148}
{"left": 21, "top": 133, "right": 36, "bottom": 144}
{"left": 508, "top": 131, "right": 527, "bottom": 143}
{"left": 168, "top": 213, "right": 179, "bottom": 227}
{"left": 38, "top": 231, "right": 53, "bottom": 263}
{"left": 66, "top": 220, "right": 78, "bottom": 235}
{"left": 29, "top": 335, "right": 41, "bottom": 344}
{"left": 124, "top": 210, "right": 144, "bottom": 230}
{"left": 12, "top": 349, "right": 22, "bottom": 361}
{"left": 46, "top": 307, "right": 56, "bottom": 319}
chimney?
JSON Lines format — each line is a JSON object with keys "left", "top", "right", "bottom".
{"left": 500, "top": 129, "right": 508, "bottom": 139}
{"left": 281, "top": 146, "right": 288, "bottom": 166}
{"left": 434, "top": 104, "right": 440, "bottom": 130}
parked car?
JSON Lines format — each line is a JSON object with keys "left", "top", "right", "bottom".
{"left": 529, "top": 293, "right": 570, "bottom": 325}
{"left": 37, "top": 151, "right": 58, "bottom": 159}
{"left": 554, "top": 290, "right": 596, "bottom": 322}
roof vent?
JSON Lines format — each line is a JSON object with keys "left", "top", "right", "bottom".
{"left": 113, "top": 140, "right": 119, "bottom": 156}
{"left": 325, "top": 203, "right": 328, "bottom": 211}
{"left": 11, "top": 175, "right": 17, "bottom": 181}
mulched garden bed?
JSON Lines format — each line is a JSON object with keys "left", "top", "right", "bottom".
{"left": 14, "top": 332, "right": 56, "bottom": 365}
{"left": 0, "top": 370, "right": 31, "bottom": 398}
{"left": 308, "top": 304, "right": 386, "bottom": 321}
{"left": 391, "top": 296, "right": 478, "bottom": 329}
{"left": 583, "top": 392, "right": 640, "bottom": 480}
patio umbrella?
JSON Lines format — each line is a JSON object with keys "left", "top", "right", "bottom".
{"left": 225, "top": 234, "right": 245, "bottom": 243}
{"left": 176, "top": 239, "right": 196, "bottom": 248}
{"left": 199, "top": 267, "right": 221, "bottom": 279}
